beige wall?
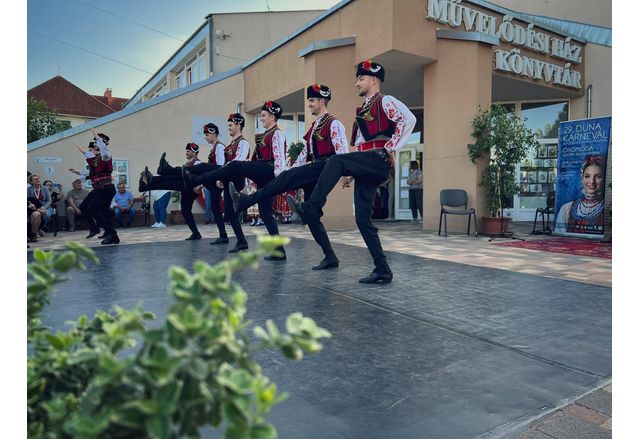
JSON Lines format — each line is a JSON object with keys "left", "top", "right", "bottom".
{"left": 211, "top": 11, "right": 324, "bottom": 75}
{"left": 569, "top": 43, "right": 612, "bottom": 120}
{"left": 244, "top": 0, "right": 395, "bottom": 112}
{"left": 28, "top": 74, "right": 245, "bottom": 215}
{"left": 490, "top": 0, "right": 611, "bottom": 27}
{"left": 423, "top": 39, "right": 494, "bottom": 232}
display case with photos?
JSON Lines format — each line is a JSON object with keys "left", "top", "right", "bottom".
{"left": 518, "top": 143, "right": 557, "bottom": 197}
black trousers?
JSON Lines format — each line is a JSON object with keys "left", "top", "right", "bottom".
{"left": 148, "top": 163, "right": 231, "bottom": 239}
{"left": 80, "top": 183, "right": 117, "bottom": 236}
{"left": 302, "top": 150, "right": 392, "bottom": 274}
{"left": 198, "top": 161, "right": 281, "bottom": 244}
{"left": 240, "top": 160, "right": 335, "bottom": 259}
{"left": 409, "top": 188, "right": 423, "bottom": 219}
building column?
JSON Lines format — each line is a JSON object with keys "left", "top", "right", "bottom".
{"left": 423, "top": 38, "right": 493, "bottom": 233}
{"left": 302, "top": 45, "right": 360, "bottom": 230}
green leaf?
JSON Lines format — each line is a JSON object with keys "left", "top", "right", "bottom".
{"left": 33, "top": 248, "right": 48, "bottom": 263}
{"left": 225, "top": 424, "right": 250, "bottom": 439}
{"left": 250, "top": 424, "right": 277, "bottom": 439}
{"left": 68, "top": 348, "right": 99, "bottom": 365}
{"left": 223, "top": 401, "right": 248, "bottom": 427}
{"left": 45, "top": 333, "right": 65, "bottom": 349}
{"left": 52, "top": 252, "right": 77, "bottom": 272}
{"left": 281, "top": 344, "right": 303, "bottom": 361}
{"left": 146, "top": 414, "right": 171, "bottom": 439}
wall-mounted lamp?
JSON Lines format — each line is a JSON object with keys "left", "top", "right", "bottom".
{"left": 215, "top": 29, "right": 230, "bottom": 39}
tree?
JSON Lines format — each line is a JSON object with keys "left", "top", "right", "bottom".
{"left": 27, "top": 98, "right": 72, "bottom": 143}
{"left": 468, "top": 104, "right": 538, "bottom": 217}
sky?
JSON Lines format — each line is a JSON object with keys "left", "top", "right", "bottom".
{"left": 27, "top": 0, "right": 342, "bottom": 98}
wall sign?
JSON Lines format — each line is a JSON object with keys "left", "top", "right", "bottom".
{"left": 34, "top": 156, "right": 63, "bottom": 164}
{"left": 426, "top": 0, "right": 583, "bottom": 89}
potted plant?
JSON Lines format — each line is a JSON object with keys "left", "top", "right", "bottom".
{"left": 468, "top": 104, "right": 537, "bottom": 235}
{"left": 169, "top": 190, "right": 185, "bottom": 224}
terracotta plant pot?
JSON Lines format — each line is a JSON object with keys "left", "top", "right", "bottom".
{"left": 170, "top": 210, "right": 185, "bottom": 225}
{"left": 481, "top": 216, "right": 511, "bottom": 236}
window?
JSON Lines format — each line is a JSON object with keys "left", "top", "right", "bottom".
{"left": 521, "top": 101, "right": 568, "bottom": 139}
{"left": 517, "top": 101, "right": 568, "bottom": 210}
{"left": 255, "top": 113, "right": 301, "bottom": 142}
{"left": 112, "top": 160, "right": 130, "bottom": 187}
{"left": 186, "top": 67, "right": 192, "bottom": 86}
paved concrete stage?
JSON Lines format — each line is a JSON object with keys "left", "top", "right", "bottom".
{"left": 34, "top": 237, "right": 611, "bottom": 439}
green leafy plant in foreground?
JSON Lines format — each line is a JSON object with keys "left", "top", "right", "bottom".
{"left": 28, "top": 237, "right": 331, "bottom": 439}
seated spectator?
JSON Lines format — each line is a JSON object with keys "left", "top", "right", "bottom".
{"left": 111, "top": 182, "right": 136, "bottom": 228}
{"left": 27, "top": 196, "right": 45, "bottom": 242}
{"left": 151, "top": 189, "right": 171, "bottom": 228}
{"left": 65, "top": 179, "right": 89, "bottom": 231}
{"left": 43, "top": 180, "right": 63, "bottom": 230}
{"left": 27, "top": 174, "right": 52, "bottom": 237}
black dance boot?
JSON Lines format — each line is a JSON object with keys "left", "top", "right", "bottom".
{"left": 182, "top": 168, "right": 202, "bottom": 189}
{"left": 312, "top": 255, "right": 339, "bottom": 270}
{"left": 358, "top": 270, "right": 393, "bottom": 284}
{"left": 228, "top": 240, "right": 249, "bottom": 253}
{"left": 101, "top": 234, "right": 120, "bottom": 245}
{"left": 86, "top": 228, "right": 101, "bottom": 239}
{"left": 138, "top": 168, "right": 152, "bottom": 192}
{"left": 264, "top": 246, "right": 286, "bottom": 261}
{"left": 157, "top": 152, "right": 175, "bottom": 175}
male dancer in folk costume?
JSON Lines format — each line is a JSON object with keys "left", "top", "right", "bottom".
{"left": 185, "top": 101, "right": 289, "bottom": 260}
{"left": 205, "top": 115, "right": 250, "bottom": 251}
{"left": 228, "top": 84, "right": 348, "bottom": 270}
{"left": 139, "top": 142, "right": 204, "bottom": 240}
{"left": 194, "top": 123, "right": 230, "bottom": 245}
{"left": 289, "top": 60, "right": 416, "bottom": 283}
{"left": 72, "top": 128, "right": 120, "bottom": 245}
{"left": 143, "top": 116, "right": 251, "bottom": 251}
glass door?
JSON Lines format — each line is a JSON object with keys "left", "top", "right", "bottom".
{"left": 394, "top": 146, "right": 422, "bottom": 220}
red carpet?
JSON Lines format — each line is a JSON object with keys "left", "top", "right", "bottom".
{"left": 493, "top": 237, "right": 612, "bottom": 259}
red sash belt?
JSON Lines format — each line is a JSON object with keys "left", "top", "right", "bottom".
{"left": 358, "top": 140, "right": 388, "bottom": 152}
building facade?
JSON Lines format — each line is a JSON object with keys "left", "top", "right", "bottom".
{"left": 27, "top": 0, "right": 611, "bottom": 232}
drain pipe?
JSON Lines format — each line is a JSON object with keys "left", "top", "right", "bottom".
{"left": 206, "top": 14, "right": 214, "bottom": 77}
{"left": 586, "top": 84, "right": 592, "bottom": 118}
{"left": 236, "top": 102, "right": 243, "bottom": 114}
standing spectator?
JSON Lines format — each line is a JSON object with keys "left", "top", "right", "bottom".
{"left": 27, "top": 174, "right": 53, "bottom": 236}
{"left": 407, "top": 160, "right": 423, "bottom": 223}
{"left": 65, "top": 179, "right": 89, "bottom": 231}
{"left": 111, "top": 183, "right": 136, "bottom": 228}
{"left": 151, "top": 189, "right": 171, "bottom": 228}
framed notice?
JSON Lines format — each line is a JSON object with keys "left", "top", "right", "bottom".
{"left": 537, "top": 145, "right": 548, "bottom": 158}
{"left": 519, "top": 171, "right": 528, "bottom": 183}
{"left": 538, "top": 171, "right": 548, "bottom": 183}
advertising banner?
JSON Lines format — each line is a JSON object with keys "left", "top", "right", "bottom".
{"left": 553, "top": 116, "right": 611, "bottom": 237}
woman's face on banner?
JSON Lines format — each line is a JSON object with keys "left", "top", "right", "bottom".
{"left": 582, "top": 164, "right": 604, "bottom": 196}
